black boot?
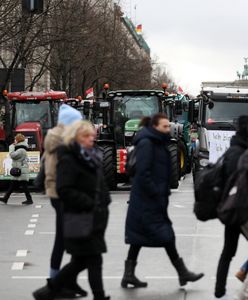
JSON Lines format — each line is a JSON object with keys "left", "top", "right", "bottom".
{"left": 93, "top": 291, "right": 110, "bottom": 300}
{"left": 173, "top": 258, "right": 204, "bottom": 286}
{"left": 67, "top": 282, "right": 88, "bottom": 297}
{"left": 121, "top": 260, "right": 148, "bottom": 288}
{"left": 22, "top": 195, "right": 33, "bottom": 205}
{"left": 33, "top": 280, "right": 55, "bottom": 300}
{"left": 0, "top": 197, "right": 8, "bottom": 204}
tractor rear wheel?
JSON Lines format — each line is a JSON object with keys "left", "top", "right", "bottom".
{"left": 101, "top": 145, "right": 117, "bottom": 191}
{"left": 168, "top": 143, "right": 180, "bottom": 189}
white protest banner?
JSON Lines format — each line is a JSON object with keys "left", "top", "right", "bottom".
{"left": 208, "top": 130, "right": 235, "bottom": 163}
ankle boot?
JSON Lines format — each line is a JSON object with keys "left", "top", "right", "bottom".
{"left": 0, "top": 197, "right": 8, "bottom": 204}
{"left": 33, "top": 280, "right": 55, "bottom": 300}
{"left": 121, "top": 260, "right": 148, "bottom": 288}
{"left": 173, "top": 258, "right": 204, "bottom": 286}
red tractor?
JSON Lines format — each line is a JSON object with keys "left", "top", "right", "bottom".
{"left": 0, "top": 91, "right": 66, "bottom": 181}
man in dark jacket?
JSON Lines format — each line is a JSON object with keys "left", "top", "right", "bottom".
{"left": 214, "top": 115, "right": 248, "bottom": 300}
{"left": 121, "top": 113, "right": 204, "bottom": 289}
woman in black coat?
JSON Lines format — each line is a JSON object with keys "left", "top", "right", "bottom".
{"left": 214, "top": 115, "right": 248, "bottom": 299}
{"left": 121, "top": 113, "right": 204, "bottom": 288}
{"left": 33, "top": 120, "right": 111, "bottom": 300}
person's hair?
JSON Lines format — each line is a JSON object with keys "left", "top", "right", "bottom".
{"left": 15, "top": 133, "right": 26, "bottom": 143}
{"left": 63, "top": 120, "right": 95, "bottom": 145}
{"left": 236, "top": 115, "right": 248, "bottom": 138}
{"left": 139, "top": 113, "right": 168, "bottom": 127}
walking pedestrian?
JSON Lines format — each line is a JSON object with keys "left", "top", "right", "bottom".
{"left": 121, "top": 113, "right": 204, "bottom": 289}
{"left": 33, "top": 120, "right": 111, "bottom": 300}
{"left": 44, "top": 104, "right": 87, "bottom": 297}
{"left": 0, "top": 133, "right": 33, "bottom": 205}
{"left": 214, "top": 115, "right": 248, "bottom": 300}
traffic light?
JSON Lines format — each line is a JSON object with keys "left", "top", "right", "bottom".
{"left": 22, "top": 0, "right": 44, "bottom": 14}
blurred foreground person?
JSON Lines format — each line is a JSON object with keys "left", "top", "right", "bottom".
{"left": 33, "top": 120, "right": 111, "bottom": 300}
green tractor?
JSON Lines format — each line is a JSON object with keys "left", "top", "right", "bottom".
{"left": 163, "top": 93, "right": 195, "bottom": 177}
{"left": 88, "top": 87, "right": 193, "bottom": 190}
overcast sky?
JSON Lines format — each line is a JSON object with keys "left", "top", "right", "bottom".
{"left": 121, "top": 0, "right": 248, "bottom": 95}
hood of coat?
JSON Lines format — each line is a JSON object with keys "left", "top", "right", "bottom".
{"left": 134, "top": 126, "right": 171, "bottom": 146}
{"left": 15, "top": 141, "right": 29, "bottom": 151}
{"left": 44, "top": 125, "right": 64, "bottom": 153}
{"left": 230, "top": 134, "right": 248, "bottom": 150}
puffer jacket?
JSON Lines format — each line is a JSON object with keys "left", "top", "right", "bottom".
{"left": 44, "top": 125, "right": 64, "bottom": 199}
{"left": 10, "top": 141, "right": 29, "bottom": 181}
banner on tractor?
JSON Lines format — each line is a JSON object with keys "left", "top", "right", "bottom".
{"left": 0, "top": 151, "right": 40, "bottom": 180}
{"left": 208, "top": 130, "right": 235, "bottom": 163}
{"left": 85, "top": 88, "right": 94, "bottom": 99}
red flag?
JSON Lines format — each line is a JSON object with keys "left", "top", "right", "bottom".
{"left": 85, "top": 87, "right": 94, "bottom": 99}
{"left": 136, "top": 24, "right": 142, "bottom": 34}
{"left": 178, "top": 86, "right": 184, "bottom": 94}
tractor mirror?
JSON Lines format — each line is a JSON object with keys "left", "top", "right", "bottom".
{"left": 208, "top": 101, "right": 214, "bottom": 110}
{"left": 175, "top": 101, "right": 183, "bottom": 115}
{"left": 83, "top": 101, "right": 90, "bottom": 116}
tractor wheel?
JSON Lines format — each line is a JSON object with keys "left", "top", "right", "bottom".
{"left": 178, "top": 141, "right": 187, "bottom": 176}
{"left": 101, "top": 145, "right": 117, "bottom": 191}
{"left": 168, "top": 143, "right": 180, "bottom": 189}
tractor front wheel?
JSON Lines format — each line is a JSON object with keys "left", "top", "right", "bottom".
{"left": 100, "top": 145, "right": 117, "bottom": 191}
{"left": 168, "top": 143, "right": 180, "bottom": 189}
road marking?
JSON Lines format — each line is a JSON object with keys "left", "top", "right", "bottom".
{"left": 25, "top": 230, "right": 34, "bottom": 235}
{"left": 30, "top": 219, "right": 38, "bottom": 223}
{"left": 16, "top": 250, "right": 28, "bottom": 257}
{"left": 32, "top": 214, "right": 39, "bottom": 218}
{"left": 35, "top": 205, "right": 42, "bottom": 208}
{"left": 39, "top": 232, "right": 55, "bottom": 235}
{"left": 173, "top": 205, "right": 185, "bottom": 208}
{"left": 28, "top": 224, "right": 36, "bottom": 228}
{"left": 11, "top": 263, "right": 24, "bottom": 270}
{"left": 176, "top": 234, "right": 221, "bottom": 238}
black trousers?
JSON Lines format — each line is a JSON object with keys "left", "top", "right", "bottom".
{"left": 51, "top": 254, "right": 104, "bottom": 297}
{"left": 50, "top": 198, "right": 64, "bottom": 271}
{"left": 215, "top": 225, "right": 240, "bottom": 298}
{"left": 127, "top": 240, "right": 180, "bottom": 263}
{"left": 4, "top": 180, "right": 32, "bottom": 202}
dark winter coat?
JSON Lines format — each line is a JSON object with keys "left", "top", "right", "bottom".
{"left": 125, "top": 126, "right": 175, "bottom": 247}
{"left": 56, "top": 142, "right": 111, "bottom": 256}
{"left": 224, "top": 134, "right": 248, "bottom": 179}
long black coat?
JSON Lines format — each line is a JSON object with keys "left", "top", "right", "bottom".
{"left": 56, "top": 142, "right": 111, "bottom": 256}
{"left": 224, "top": 134, "right": 248, "bottom": 179}
{"left": 125, "top": 126, "right": 175, "bottom": 247}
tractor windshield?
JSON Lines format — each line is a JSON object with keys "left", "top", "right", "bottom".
{"left": 114, "top": 95, "right": 159, "bottom": 121}
{"left": 205, "top": 100, "right": 248, "bottom": 124}
{"left": 14, "top": 101, "right": 55, "bottom": 133}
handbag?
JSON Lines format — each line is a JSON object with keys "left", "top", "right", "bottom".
{"left": 10, "top": 167, "right": 21, "bottom": 177}
{"left": 63, "top": 168, "right": 102, "bottom": 239}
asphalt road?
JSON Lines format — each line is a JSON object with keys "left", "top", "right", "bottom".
{"left": 0, "top": 175, "right": 247, "bottom": 300}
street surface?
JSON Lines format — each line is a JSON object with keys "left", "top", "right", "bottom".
{"left": 0, "top": 175, "right": 246, "bottom": 300}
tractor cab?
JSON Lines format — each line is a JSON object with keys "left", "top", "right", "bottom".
{"left": 6, "top": 91, "right": 66, "bottom": 151}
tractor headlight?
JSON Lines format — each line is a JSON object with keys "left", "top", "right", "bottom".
{"left": 199, "top": 158, "right": 209, "bottom": 167}
{"left": 125, "top": 131, "right": 135, "bottom": 137}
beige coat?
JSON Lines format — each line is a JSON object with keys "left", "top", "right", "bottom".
{"left": 44, "top": 125, "right": 64, "bottom": 199}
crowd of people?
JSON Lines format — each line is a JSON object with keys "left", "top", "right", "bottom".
{"left": 1, "top": 104, "right": 247, "bottom": 300}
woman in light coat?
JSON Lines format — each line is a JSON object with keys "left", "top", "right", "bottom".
{"left": 0, "top": 133, "right": 32, "bottom": 205}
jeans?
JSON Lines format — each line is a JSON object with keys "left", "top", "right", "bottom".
{"left": 215, "top": 225, "right": 240, "bottom": 298}
{"left": 51, "top": 254, "right": 104, "bottom": 297}
{"left": 50, "top": 198, "right": 64, "bottom": 271}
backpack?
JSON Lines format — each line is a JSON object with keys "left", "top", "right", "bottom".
{"left": 217, "top": 150, "right": 248, "bottom": 226}
{"left": 125, "top": 146, "right": 137, "bottom": 177}
{"left": 193, "top": 156, "right": 226, "bottom": 221}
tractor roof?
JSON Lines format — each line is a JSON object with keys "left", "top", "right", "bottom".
{"left": 7, "top": 91, "right": 67, "bottom": 101}
{"left": 108, "top": 90, "right": 163, "bottom": 94}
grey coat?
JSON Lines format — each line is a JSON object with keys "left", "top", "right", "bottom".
{"left": 9, "top": 141, "right": 29, "bottom": 181}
